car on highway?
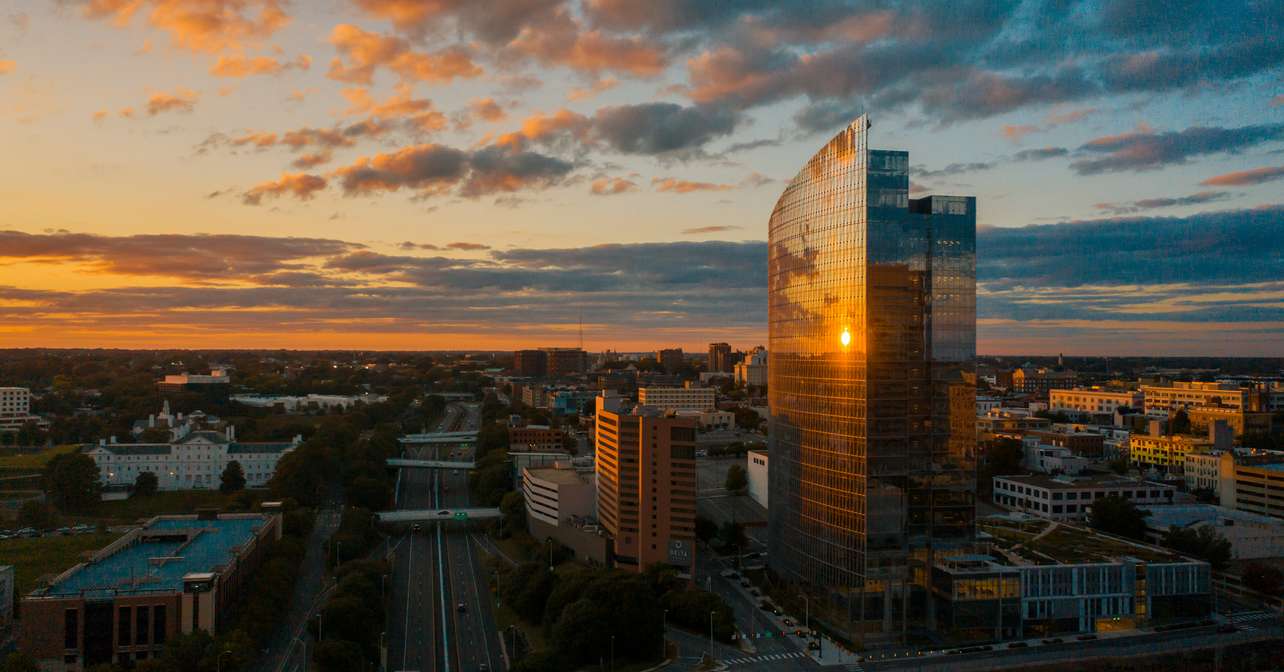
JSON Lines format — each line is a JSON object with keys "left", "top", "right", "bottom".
{"left": 807, "top": 641, "right": 820, "bottom": 651}
{"left": 1007, "top": 641, "right": 1029, "bottom": 649}
{"left": 438, "top": 510, "right": 450, "bottom": 516}
{"left": 739, "top": 579, "right": 751, "bottom": 588}
{"left": 412, "top": 523, "right": 422, "bottom": 532}
{"left": 457, "top": 602, "right": 467, "bottom": 612}
{"left": 1042, "top": 638, "right": 1063, "bottom": 645}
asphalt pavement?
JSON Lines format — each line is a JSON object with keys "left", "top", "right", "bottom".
{"left": 387, "top": 402, "right": 504, "bottom": 672}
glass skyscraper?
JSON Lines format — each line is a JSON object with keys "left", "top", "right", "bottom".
{"left": 766, "top": 115, "right": 977, "bottom": 642}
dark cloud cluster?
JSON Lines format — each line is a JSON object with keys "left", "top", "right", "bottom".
{"left": 1092, "top": 190, "right": 1231, "bottom": 215}
{"left": 1071, "top": 123, "right": 1284, "bottom": 174}
{"left": 0, "top": 230, "right": 358, "bottom": 281}
{"left": 332, "top": 142, "right": 574, "bottom": 200}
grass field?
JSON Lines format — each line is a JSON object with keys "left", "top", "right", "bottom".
{"left": 90, "top": 489, "right": 267, "bottom": 523}
{"left": 0, "top": 444, "right": 80, "bottom": 470}
{"left": 0, "top": 531, "right": 119, "bottom": 590}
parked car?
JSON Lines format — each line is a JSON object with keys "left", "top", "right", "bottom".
{"left": 1042, "top": 638, "right": 1064, "bottom": 645}
{"left": 1007, "top": 642, "right": 1028, "bottom": 649}
{"left": 1075, "top": 634, "right": 1098, "bottom": 641}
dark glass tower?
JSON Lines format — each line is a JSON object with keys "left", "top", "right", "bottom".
{"left": 766, "top": 115, "right": 976, "bottom": 642}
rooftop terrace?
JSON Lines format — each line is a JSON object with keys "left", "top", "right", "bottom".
{"left": 38, "top": 514, "right": 268, "bottom": 599}
{"left": 978, "top": 515, "right": 1185, "bottom": 566}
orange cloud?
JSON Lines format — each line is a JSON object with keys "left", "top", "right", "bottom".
{"left": 1001, "top": 124, "right": 1038, "bottom": 142}
{"left": 0, "top": 60, "right": 14, "bottom": 75}
{"left": 327, "top": 24, "right": 482, "bottom": 85}
{"left": 243, "top": 172, "right": 327, "bottom": 205}
{"left": 209, "top": 53, "right": 310, "bottom": 77}
{"left": 494, "top": 108, "right": 590, "bottom": 150}
{"left": 230, "top": 131, "right": 278, "bottom": 148}
{"left": 470, "top": 98, "right": 506, "bottom": 122}
{"left": 144, "top": 88, "right": 198, "bottom": 115}
{"left": 292, "top": 151, "right": 333, "bottom": 169}
{"left": 652, "top": 177, "right": 734, "bottom": 194}
{"left": 1200, "top": 165, "right": 1284, "bottom": 186}
{"left": 568, "top": 77, "right": 618, "bottom": 101}
{"left": 341, "top": 84, "right": 448, "bottom": 133}
{"left": 510, "top": 16, "right": 666, "bottom": 77}
{"left": 590, "top": 177, "right": 636, "bottom": 195}
{"left": 84, "top": 0, "right": 289, "bottom": 53}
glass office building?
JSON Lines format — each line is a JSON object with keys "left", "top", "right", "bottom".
{"left": 766, "top": 115, "right": 977, "bottom": 642}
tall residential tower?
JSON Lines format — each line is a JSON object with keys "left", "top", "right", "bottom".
{"left": 766, "top": 115, "right": 977, "bottom": 642}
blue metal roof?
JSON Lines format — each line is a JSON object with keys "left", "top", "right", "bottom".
{"left": 45, "top": 516, "right": 267, "bottom": 598}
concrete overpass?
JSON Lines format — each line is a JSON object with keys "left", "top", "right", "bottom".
{"left": 376, "top": 508, "right": 501, "bottom": 523}
{"left": 386, "top": 458, "right": 476, "bottom": 470}
{"left": 397, "top": 431, "right": 478, "bottom": 445}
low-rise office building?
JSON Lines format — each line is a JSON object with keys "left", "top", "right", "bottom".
{"left": 84, "top": 428, "right": 299, "bottom": 491}
{"left": 993, "top": 474, "right": 1175, "bottom": 521}
{"left": 638, "top": 386, "right": 716, "bottom": 412}
{"left": 20, "top": 512, "right": 280, "bottom": 671}
{"left": 746, "top": 450, "right": 768, "bottom": 508}
{"left": 1011, "top": 367, "right": 1077, "bottom": 398}
{"left": 733, "top": 347, "right": 767, "bottom": 387}
{"left": 1142, "top": 382, "right": 1252, "bottom": 414}
{"left": 229, "top": 393, "right": 386, "bottom": 413}
{"left": 1049, "top": 388, "right": 1142, "bottom": 417}
{"left": 508, "top": 425, "right": 566, "bottom": 452}
{"left": 1215, "top": 453, "right": 1284, "bottom": 521}
{"left": 157, "top": 370, "right": 230, "bottom": 399}
{"left": 1128, "top": 420, "right": 1230, "bottom": 474}
{"left": 936, "top": 517, "right": 1212, "bottom": 641}
{"left": 0, "top": 387, "right": 42, "bottom": 431}
{"left": 1187, "top": 405, "right": 1272, "bottom": 438}
{"left": 1141, "top": 504, "right": 1284, "bottom": 560}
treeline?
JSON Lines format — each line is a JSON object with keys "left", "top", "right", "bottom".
{"left": 501, "top": 563, "right": 735, "bottom": 672}
{"left": 309, "top": 559, "right": 390, "bottom": 672}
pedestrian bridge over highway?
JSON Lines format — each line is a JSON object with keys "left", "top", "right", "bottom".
{"left": 386, "top": 458, "right": 477, "bottom": 469}
{"left": 398, "top": 431, "right": 478, "bottom": 445}
{"left": 376, "top": 508, "right": 501, "bottom": 523}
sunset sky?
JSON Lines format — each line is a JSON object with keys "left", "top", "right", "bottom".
{"left": 1, "top": 0, "right": 1281, "bottom": 354}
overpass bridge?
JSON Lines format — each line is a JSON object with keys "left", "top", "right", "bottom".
{"left": 397, "top": 431, "right": 478, "bottom": 445}
{"left": 376, "top": 508, "right": 501, "bottom": 523}
{"left": 386, "top": 458, "right": 476, "bottom": 470}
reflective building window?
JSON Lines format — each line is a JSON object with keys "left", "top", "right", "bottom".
{"left": 767, "top": 114, "right": 977, "bottom": 641}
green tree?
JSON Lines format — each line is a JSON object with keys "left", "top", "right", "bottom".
{"left": 313, "top": 640, "right": 366, "bottom": 672}
{"left": 1161, "top": 525, "right": 1232, "bottom": 570}
{"left": 133, "top": 470, "right": 159, "bottom": 497}
{"left": 346, "top": 475, "right": 389, "bottom": 511}
{"left": 733, "top": 407, "right": 761, "bottom": 431}
{"left": 1242, "top": 561, "right": 1284, "bottom": 596}
{"left": 1, "top": 652, "right": 40, "bottom": 672}
{"left": 43, "top": 452, "right": 101, "bottom": 512}
{"left": 694, "top": 516, "right": 717, "bottom": 543}
{"left": 717, "top": 521, "right": 747, "bottom": 554}
{"left": 662, "top": 589, "right": 736, "bottom": 642}
{"left": 500, "top": 490, "right": 526, "bottom": 537}
{"left": 1170, "top": 409, "right": 1191, "bottom": 434}
{"left": 987, "top": 438, "right": 1024, "bottom": 475}
{"left": 17, "top": 499, "right": 54, "bottom": 529}
{"left": 219, "top": 460, "right": 246, "bottom": 494}
{"left": 724, "top": 464, "right": 748, "bottom": 494}
{"left": 502, "top": 562, "right": 556, "bottom": 622}
{"left": 1089, "top": 495, "right": 1150, "bottom": 540}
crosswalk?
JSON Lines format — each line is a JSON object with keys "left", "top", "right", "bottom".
{"left": 724, "top": 650, "right": 807, "bottom": 666}
{"left": 1227, "top": 609, "right": 1275, "bottom": 631}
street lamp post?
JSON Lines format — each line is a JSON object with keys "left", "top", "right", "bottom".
{"left": 661, "top": 609, "right": 668, "bottom": 660}
{"left": 217, "top": 650, "right": 231, "bottom": 672}
{"left": 799, "top": 592, "right": 810, "bottom": 632}
{"left": 709, "top": 611, "right": 716, "bottom": 661}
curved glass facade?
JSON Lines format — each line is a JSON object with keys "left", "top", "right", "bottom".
{"left": 767, "top": 115, "right": 977, "bottom": 640}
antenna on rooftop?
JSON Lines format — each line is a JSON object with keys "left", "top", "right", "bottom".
{"left": 578, "top": 310, "right": 583, "bottom": 350}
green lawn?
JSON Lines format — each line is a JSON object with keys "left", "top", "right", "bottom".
{"left": 90, "top": 489, "right": 267, "bottom": 523}
{"left": 0, "top": 444, "right": 80, "bottom": 470}
{"left": 0, "top": 531, "right": 119, "bottom": 591}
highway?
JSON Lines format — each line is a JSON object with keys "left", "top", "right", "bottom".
{"left": 387, "top": 402, "right": 505, "bottom": 672}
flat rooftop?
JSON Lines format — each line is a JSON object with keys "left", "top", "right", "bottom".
{"left": 995, "top": 473, "right": 1169, "bottom": 491}
{"left": 978, "top": 516, "right": 1185, "bottom": 565}
{"left": 40, "top": 514, "right": 269, "bottom": 599}
{"left": 526, "top": 466, "right": 586, "bottom": 485}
